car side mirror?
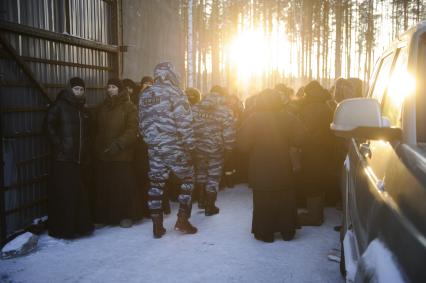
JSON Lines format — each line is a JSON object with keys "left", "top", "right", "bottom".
{"left": 330, "top": 98, "right": 402, "bottom": 141}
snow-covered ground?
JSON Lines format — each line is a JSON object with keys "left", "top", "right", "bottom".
{"left": 0, "top": 185, "right": 343, "bottom": 283}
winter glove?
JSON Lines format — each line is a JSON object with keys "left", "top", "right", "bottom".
{"left": 103, "top": 142, "right": 121, "bottom": 156}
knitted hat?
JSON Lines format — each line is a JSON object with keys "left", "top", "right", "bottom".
{"left": 107, "top": 78, "right": 122, "bottom": 90}
{"left": 69, "top": 77, "right": 85, "bottom": 89}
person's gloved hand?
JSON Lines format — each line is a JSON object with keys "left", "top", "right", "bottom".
{"left": 104, "top": 142, "right": 121, "bottom": 156}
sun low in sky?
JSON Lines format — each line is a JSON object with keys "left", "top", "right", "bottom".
{"left": 227, "top": 25, "right": 296, "bottom": 92}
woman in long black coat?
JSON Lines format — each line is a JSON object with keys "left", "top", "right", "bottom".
{"left": 238, "top": 89, "right": 305, "bottom": 243}
{"left": 93, "top": 79, "right": 138, "bottom": 228}
{"left": 46, "top": 77, "right": 94, "bottom": 239}
{"left": 297, "top": 81, "right": 334, "bottom": 226}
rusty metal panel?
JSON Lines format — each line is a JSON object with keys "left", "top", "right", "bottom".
{"left": 0, "top": 0, "right": 118, "bottom": 242}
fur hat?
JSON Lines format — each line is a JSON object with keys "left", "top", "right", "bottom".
{"left": 107, "top": 78, "right": 122, "bottom": 90}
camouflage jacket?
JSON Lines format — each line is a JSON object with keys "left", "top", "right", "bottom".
{"left": 192, "top": 92, "right": 236, "bottom": 154}
{"left": 225, "top": 94, "right": 244, "bottom": 125}
{"left": 138, "top": 62, "right": 195, "bottom": 151}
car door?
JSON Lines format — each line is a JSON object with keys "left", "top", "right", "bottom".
{"left": 348, "top": 49, "right": 398, "bottom": 253}
{"left": 374, "top": 35, "right": 426, "bottom": 282}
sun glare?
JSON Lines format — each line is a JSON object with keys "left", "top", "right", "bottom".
{"left": 387, "top": 70, "right": 415, "bottom": 106}
{"left": 228, "top": 27, "right": 294, "bottom": 90}
{"left": 229, "top": 30, "right": 267, "bottom": 82}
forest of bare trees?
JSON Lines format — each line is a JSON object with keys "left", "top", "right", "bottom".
{"left": 178, "top": 0, "right": 426, "bottom": 96}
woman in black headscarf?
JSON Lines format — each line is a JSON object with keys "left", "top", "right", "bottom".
{"left": 297, "top": 81, "right": 334, "bottom": 226}
{"left": 238, "top": 89, "right": 305, "bottom": 243}
{"left": 93, "top": 79, "right": 138, "bottom": 228}
{"left": 46, "top": 77, "right": 94, "bottom": 239}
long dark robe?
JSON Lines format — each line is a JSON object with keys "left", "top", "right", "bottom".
{"left": 48, "top": 161, "right": 93, "bottom": 238}
{"left": 94, "top": 161, "right": 136, "bottom": 224}
{"left": 238, "top": 90, "right": 305, "bottom": 238}
{"left": 252, "top": 190, "right": 297, "bottom": 236}
{"left": 46, "top": 89, "right": 93, "bottom": 239}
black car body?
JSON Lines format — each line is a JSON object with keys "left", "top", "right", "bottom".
{"left": 332, "top": 22, "right": 426, "bottom": 283}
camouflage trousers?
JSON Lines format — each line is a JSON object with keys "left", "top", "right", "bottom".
{"left": 147, "top": 146, "right": 194, "bottom": 216}
{"left": 195, "top": 150, "right": 224, "bottom": 193}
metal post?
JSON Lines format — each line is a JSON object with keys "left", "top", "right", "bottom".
{"left": 187, "top": 0, "right": 193, "bottom": 88}
{"left": 64, "top": 0, "right": 70, "bottom": 34}
{"left": 110, "top": 0, "right": 122, "bottom": 79}
{"left": 0, "top": 109, "right": 6, "bottom": 244}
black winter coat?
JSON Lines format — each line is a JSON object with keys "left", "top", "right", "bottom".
{"left": 94, "top": 90, "right": 138, "bottom": 162}
{"left": 298, "top": 91, "right": 334, "bottom": 186}
{"left": 238, "top": 92, "right": 305, "bottom": 191}
{"left": 47, "top": 89, "right": 91, "bottom": 164}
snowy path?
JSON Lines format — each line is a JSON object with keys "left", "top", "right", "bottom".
{"left": 0, "top": 185, "right": 343, "bottom": 283}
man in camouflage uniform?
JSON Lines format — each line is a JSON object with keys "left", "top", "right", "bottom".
{"left": 138, "top": 62, "right": 197, "bottom": 238}
{"left": 192, "top": 86, "right": 236, "bottom": 216}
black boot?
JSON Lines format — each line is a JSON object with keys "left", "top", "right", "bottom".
{"left": 198, "top": 184, "right": 205, "bottom": 209}
{"left": 205, "top": 191, "right": 219, "bottom": 216}
{"left": 152, "top": 214, "right": 166, "bottom": 239}
{"left": 281, "top": 230, "right": 295, "bottom": 241}
{"left": 175, "top": 207, "right": 197, "bottom": 234}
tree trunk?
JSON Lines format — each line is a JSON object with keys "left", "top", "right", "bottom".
{"left": 335, "top": 0, "right": 343, "bottom": 79}
{"left": 187, "top": 0, "right": 193, "bottom": 88}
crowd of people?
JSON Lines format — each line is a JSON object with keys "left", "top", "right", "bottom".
{"left": 46, "top": 61, "right": 362, "bottom": 243}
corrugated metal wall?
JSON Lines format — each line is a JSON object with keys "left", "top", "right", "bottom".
{"left": 0, "top": 0, "right": 120, "bottom": 242}
{"left": 122, "top": 0, "right": 184, "bottom": 83}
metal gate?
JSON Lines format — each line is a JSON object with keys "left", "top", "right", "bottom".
{"left": 0, "top": 0, "right": 121, "bottom": 243}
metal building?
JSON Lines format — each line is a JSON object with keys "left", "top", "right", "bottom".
{"left": 0, "top": 0, "right": 121, "bottom": 243}
{"left": 0, "top": 0, "right": 185, "bottom": 244}
{"left": 122, "top": 0, "right": 184, "bottom": 82}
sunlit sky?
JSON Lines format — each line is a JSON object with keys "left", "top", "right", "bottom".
{"left": 223, "top": 19, "right": 299, "bottom": 95}
{"left": 228, "top": 26, "right": 294, "bottom": 86}
{"left": 188, "top": 1, "right": 421, "bottom": 96}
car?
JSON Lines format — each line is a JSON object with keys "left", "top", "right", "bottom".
{"left": 331, "top": 21, "right": 426, "bottom": 283}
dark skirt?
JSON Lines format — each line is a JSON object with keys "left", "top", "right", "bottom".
{"left": 252, "top": 189, "right": 297, "bottom": 236}
{"left": 48, "top": 161, "right": 93, "bottom": 239}
{"left": 94, "top": 161, "right": 137, "bottom": 224}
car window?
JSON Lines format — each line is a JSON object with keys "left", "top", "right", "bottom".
{"left": 382, "top": 47, "right": 409, "bottom": 128}
{"left": 418, "top": 35, "right": 426, "bottom": 143}
{"left": 370, "top": 52, "right": 395, "bottom": 103}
